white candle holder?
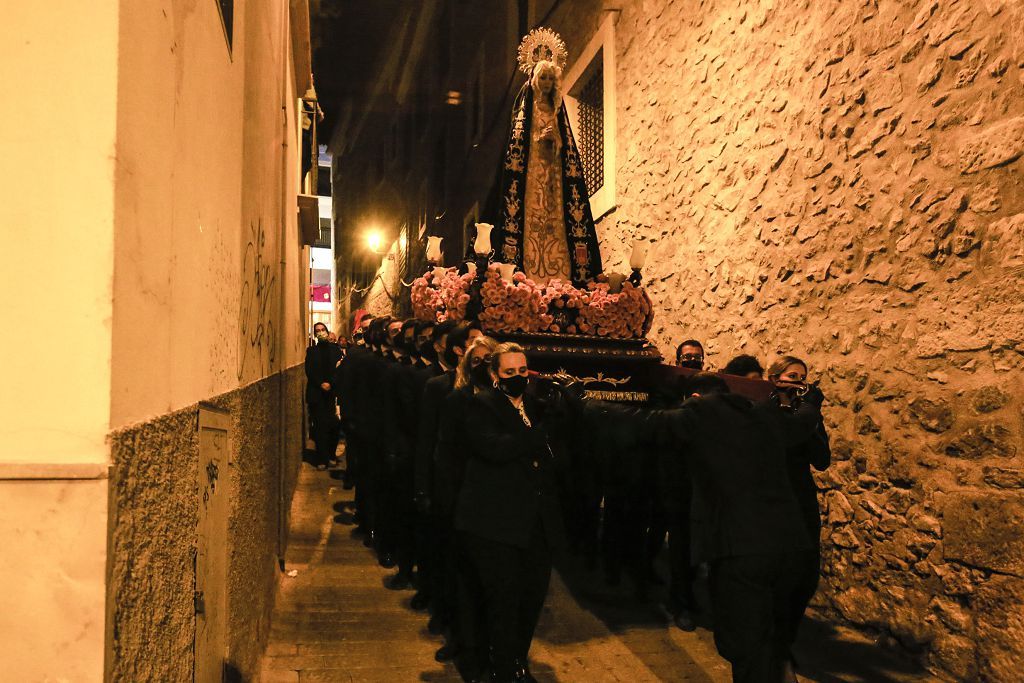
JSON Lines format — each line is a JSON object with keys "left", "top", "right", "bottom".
{"left": 474, "top": 223, "right": 493, "bottom": 256}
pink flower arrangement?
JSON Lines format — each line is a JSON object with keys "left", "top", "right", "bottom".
{"left": 409, "top": 267, "right": 653, "bottom": 339}
{"left": 478, "top": 269, "right": 552, "bottom": 333}
{"left": 437, "top": 270, "right": 474, "bottom": 322}
{"left": 411, "top": 268, "right": 473, "bottom": 322}
{"left": 410, "top": 272, "right": 444, "bottom": 322}
{"left": 576, "top": 281, "right": 652, "bottom": 338}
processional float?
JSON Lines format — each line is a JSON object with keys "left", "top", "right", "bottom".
{"left": 409, "top": 28, "right": 768, "bottom": 403}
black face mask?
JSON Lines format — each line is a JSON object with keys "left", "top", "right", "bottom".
{"left": 353, "top": 333, "right": 365, "bottom": 346}
{"left": 443, "top": 348, "right": 459, "bottom": 368}
{"left": 470, "top": 364, "right": 492, "bottom": 388}
{"left": 678, "top": 359, "right": 704, "bottom": 370}
{"left": 498, "top": 374, "right": 528, "bottom": 399}
{"left": 418, "top": 342, "right": 437, "bottom": 362}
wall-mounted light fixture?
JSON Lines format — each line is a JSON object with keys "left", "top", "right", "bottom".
{"left": 365, "top": 229, "right": 383, "bottom": 253}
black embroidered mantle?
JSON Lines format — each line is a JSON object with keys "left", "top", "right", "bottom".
{"left": 495, "top": 83, "right": 603, "bottom": 286}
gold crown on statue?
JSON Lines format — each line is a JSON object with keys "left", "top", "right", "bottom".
{"left": 517, "top": 27, "right": 568, "bottom": 75}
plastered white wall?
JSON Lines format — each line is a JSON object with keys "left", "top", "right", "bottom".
{"left": 0, "top": 1, "right": 119, "bottom": 465}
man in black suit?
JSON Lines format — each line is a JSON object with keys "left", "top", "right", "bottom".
{"left": 360, "top": 317, "right": 394, "bottom": 558}
{"left": 635, "top": 372, "right": 824, "bottom": 683}
{"left": 334, "top": 314, "right": 374, "bottom": 516}
{"left": 304, "top": 322, "right": 342, "bottom": 470}
{"left": 378, "top": 319, "right": 419, "bottom": 583}
{"left": 413, "top": 321, "right": 480, "bottom": 653}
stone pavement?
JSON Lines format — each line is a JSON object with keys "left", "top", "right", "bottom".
{"left": 258, "top": 454, "right": 934, "bottom": 682}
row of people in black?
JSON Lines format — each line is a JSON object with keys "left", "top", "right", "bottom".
{"left": 304, "top": 318, "right": 831, "bottom": 683}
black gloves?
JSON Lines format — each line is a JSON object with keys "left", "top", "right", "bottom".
{"left": 802, "top": 383, "right": 825, "bottom": 407}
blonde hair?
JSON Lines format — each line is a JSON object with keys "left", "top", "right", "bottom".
{"left": 489, "top": 342, "right": 527, "bottom": 374}
{"left": 455, "top": 335, "right": 500, "bottom": 390}
{"left": 766, "top": 355, "right": 807, "bottom": 379}
{"left": 531, "top": 60, "right": 562, "bottom": 109}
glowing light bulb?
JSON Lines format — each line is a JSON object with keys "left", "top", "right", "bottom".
{"left": 366, "top": 230, "right": 383, "bottom": 253}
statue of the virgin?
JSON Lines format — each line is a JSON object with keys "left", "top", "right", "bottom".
{"left": 494, "top": 28, "right": 603, "bottom": 287}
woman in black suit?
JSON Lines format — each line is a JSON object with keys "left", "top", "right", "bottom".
{"left": 454, "top": 342, "right": 566, "bottom": 683}
{"left": 766, "top": 355, "right": 831, "bottom": 683}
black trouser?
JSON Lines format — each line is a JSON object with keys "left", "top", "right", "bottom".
{"left": 664, "top": 491, "right": 696, "bottom": 614}
{"left": 379, "top": 452, "right": 415, "bottom": 574}
{"left": 788, "top": 534, "right": 821, "bottom": 648}
{"left": 456, "top": 532, "right": 488, "bottom": 678}
{"left": 461, "top": 524, "right": 552, "bottom": 681}
{"left": 416, "top": 511, "right": 442, "bottom": 601}
{"left": 368, "top": 441, "right": 395, "bottom": 556}
{"left": 309, "top": 400, "right": 338, "bottom": 466}
{"left": 602, "top": 489, "right": 650, "bottom": 586}
{"left": 346, "top": 430, "right": 369, "bottom": 522}
{"left": 708, "top": 549, "right": 818, "bottom": 683}
{"left": 395, "top": 458, "right": 417, "bottom": 577}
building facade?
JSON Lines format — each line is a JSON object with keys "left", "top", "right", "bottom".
{"left": 327, "top": 0, "right": 1024, "bottom": 678}
{"left": 1, "top": 0, "right": 317, "bottom": 679}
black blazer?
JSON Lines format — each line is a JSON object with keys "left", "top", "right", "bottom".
{"left": 304, "top": 341, "right": 341, "bottom": 406}
{"left": 641, "top": 393, "right": 822, "bottom": 563}
{"left": 780, "top": 404, "right": 831, "bottom": 541}
{"left": 333, "top": 344, "right": 371, "bottom": 432}
{"left": 415, "top": 369, "right": 457, "bottom": 499}
{"left": 455, "top": 389, "right": 566, "bottom": 549}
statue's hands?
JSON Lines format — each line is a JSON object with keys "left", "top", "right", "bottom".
{"left": 540, "top": 124, "right": 557, "bottom": 142}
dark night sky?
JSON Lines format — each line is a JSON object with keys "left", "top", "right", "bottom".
{"left": 311, "top": 0, "right": 414, "bottom": 141}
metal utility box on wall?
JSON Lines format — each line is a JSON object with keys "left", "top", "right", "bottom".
{"left": 195, "top": 404, "right": 232, "bottom": 683}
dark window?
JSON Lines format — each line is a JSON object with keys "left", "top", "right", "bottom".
{"left": 316, "top": 165, "right": 331, "bottom": 197}
{"left": 216, "top": 0, "right": 233, "bottom": 52}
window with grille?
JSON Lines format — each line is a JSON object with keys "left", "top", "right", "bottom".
{"left": 575, "top": 53, "right": 604, "bottom": 196}
{"left": 563, "top": 16, "right": 616, "bottom": 219}
{"left": 314, "top": 218, "right": 331, "bottom": 249}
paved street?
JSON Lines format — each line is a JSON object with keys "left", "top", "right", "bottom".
{"left": 259, "top": 452, "right": 932, "bottom": 682}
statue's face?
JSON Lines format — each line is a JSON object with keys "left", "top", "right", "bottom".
{"left": 538, "top": 69, "right": 555, "bottom": 94}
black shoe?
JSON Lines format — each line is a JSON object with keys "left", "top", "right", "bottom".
{"left": 385, "top": 572, "right": 413, "bottom": 590}
{"left": 379, "top": 552, "right": 396, "bottom": 569}
{"left": 362, "top": 531, "right": 375, "bottom": 548}
{"left": 511, "top": 659, "right": 537, "bottom": 682}
{"left": 328, "top": 458, "right": 340, "bottom": 468}
{"left": 673, "top": 608, "right": 697, "bottom": 632}
{"left": 316, "top": 463, "right": 327, "bottom": 471}
{"left": 410, "top": 591, "right": 430, "bottom": 611}
{"left": 434, "top": 641, "right": 460, "bottom": 662}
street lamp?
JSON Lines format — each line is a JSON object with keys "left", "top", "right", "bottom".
{"left": 365, "top": 229, "right": 383, "bottom": 253}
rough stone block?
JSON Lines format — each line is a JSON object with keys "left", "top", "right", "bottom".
{"left": 958, "top": 117, "right": 1024, "bottom": 173}
{"left": 974, "top": 576, "right": 1024, "bottom": 680}
{"left": 943, "top": 422, "right": 1017, "bottom": 459}
{"left": 907, "top": 397, "right": 954, "bottom": 433}
{"left": 942, "top": 491, "right": 1024, "bottom": 575}
{"left": 983, "top": 466, "right": 1024, "bottom": 489}
{"left": 972, "top": 385, "right": 1010, "bottom": 413}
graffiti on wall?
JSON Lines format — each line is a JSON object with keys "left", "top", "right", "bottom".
{"left": 238, "top": 218, "right": 278, "bottom": 380}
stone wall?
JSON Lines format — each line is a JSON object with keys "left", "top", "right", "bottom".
{"left": 107, "top": 365, "right": 304, "bottom": 681}
{"left": 547, "top": 0, "right": 1024, "bottom": 679}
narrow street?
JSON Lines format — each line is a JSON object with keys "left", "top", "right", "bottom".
{"left": 259, "top": 450, "right": 930, "bottom": 683}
